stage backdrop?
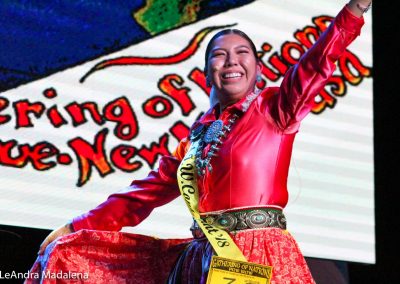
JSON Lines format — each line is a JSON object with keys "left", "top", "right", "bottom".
{"left": 0, "top": 0, "right": 373, "bottom": 263}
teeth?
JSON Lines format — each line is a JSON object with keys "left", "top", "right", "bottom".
{"left": 223, "top": 72, "right": 242, "bottom": 79}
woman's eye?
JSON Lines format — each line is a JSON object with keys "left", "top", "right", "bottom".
{"left": 212, "top": 53, "right": 224, "bottom": 57}
{"left": 238, "top": 49, "right": 249, "bottom": 54}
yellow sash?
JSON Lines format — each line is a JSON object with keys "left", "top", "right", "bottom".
{"left": 177, "top": 141, "right": 247, "bottom": 261}
{"left": 177, "top": 141, "right": 272, "bottom": 283}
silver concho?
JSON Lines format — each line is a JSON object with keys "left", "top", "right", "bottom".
{"left": 246, "top": 210, "right": 270, "bottom": 229}
{"left": 215, "top": 213, "right": 237, "bottom": 231}
{"left": 203, "top": 120, "right": 223, "bottom": 144}
{"left": 235, "top": 211, "right": 248, "bottom": 230}
{"left": 277, "top": 213, "right": 287, "bottom": 229}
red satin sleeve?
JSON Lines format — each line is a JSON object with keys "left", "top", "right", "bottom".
{"left": 72, "top": 138, "right": 190, "bottom": 232}
{"left": 267, "top": 5, "right": 364, "bottom": 131}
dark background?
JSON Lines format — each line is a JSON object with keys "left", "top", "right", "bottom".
{"left": 1, "top": 2, "right": 399, "bottom": 283}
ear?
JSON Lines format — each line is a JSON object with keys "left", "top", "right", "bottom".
{"left": 256, "top": 60, "right": 263, "bottom": 77}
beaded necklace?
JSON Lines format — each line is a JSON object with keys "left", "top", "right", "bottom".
{"left": 190, "top": 90, "right": 260, "bottom": 176}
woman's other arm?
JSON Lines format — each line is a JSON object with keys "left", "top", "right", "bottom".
{"left": 38, "top": 138, "right": 190, "bottom": 254}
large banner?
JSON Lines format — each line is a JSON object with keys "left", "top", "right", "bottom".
{"left": 0, "top": 0, "right": 374, "bottom": 263}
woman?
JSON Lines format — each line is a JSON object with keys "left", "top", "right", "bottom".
{"left": 30, "top": 1, "right": 371, "bottom": 283}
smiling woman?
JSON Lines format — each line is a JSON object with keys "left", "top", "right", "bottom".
{"left": 205, "top": 30, "right": 262, "bottom": 110}
{"left": 27, "top": 1, "right": 372, "bottom": 283}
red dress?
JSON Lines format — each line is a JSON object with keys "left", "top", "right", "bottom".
{"left": 27, "top": 5, "right": 364, "bottom": 284}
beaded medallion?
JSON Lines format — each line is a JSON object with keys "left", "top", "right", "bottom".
{"left": 204, "top": 120, "right": 223, "bottom": 144}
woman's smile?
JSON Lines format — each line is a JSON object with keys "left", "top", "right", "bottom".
{"left": 207, "top": 33, "right": 262, "bottom": 109}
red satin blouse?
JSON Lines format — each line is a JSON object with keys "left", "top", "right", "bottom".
{"left": 72, "top": 5, "right": 364, "bottom": 232}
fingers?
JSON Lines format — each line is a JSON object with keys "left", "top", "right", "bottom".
{"left": 38, "top": 239, "right": 50, "bottom": 255}
{"left": 37, "top": 223, "right": 74, "bottom": 255}
{"left": 38, "top": 230, "right": 57, "bottom": 255}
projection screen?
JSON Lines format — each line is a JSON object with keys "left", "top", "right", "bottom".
{"left": 0, "top": 0, "right": 374, "bottom": 263}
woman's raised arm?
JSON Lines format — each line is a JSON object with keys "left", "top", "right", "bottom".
{"left": 266, "top": 1, "right": 369, "bottom": 131}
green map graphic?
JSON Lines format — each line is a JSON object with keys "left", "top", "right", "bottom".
{"left": 134, "top": 0, "right": 203, "bottom": 35}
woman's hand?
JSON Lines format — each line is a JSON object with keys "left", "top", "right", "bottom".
{"left": 347, "top": 0, "right": 372, "bottom": 17}
{"left": 38, "top": 222, "right": 74, "bottom": 255}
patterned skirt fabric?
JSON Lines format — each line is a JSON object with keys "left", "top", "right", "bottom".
{"left": 168, "top": 228, "right": 316, "bottom": 284}
{"left": 25, "top": 230, "right": 190, "bottom": 284}
{"left": 26, "top": 228, "right": 315, "bottom": 283}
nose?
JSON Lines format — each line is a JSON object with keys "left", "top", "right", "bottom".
{"left": 225, "top": 52, "right": 238, "bottom": 67}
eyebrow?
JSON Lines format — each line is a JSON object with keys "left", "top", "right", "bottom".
{"left": 211, "top": 45, "right": 251, "bottom": 52}
{"left": 235, "top": 45, "right": 251, "bottom": 49}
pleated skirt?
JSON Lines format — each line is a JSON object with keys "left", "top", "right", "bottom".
{"left": 26, "top": 228, "right": 315, "bottom": 283}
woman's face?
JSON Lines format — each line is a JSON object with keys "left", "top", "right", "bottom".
{"left": 207, "top": 33, "right": 261, "bottom": 108}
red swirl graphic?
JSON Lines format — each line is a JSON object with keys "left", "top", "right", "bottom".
{"left": 80, "top": 24, "right": 236, "bottom": 83}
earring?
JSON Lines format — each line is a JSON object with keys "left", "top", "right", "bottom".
{"left": 254, "top": 74, "right": 262, "bottom": 93}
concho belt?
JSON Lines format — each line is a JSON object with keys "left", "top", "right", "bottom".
{"left": 191, "top": 208, "right": 286, "bottom": 238}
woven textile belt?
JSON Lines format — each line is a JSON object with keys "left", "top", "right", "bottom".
{"left": 191, "top": 208, "right": 286, "bottom": 238}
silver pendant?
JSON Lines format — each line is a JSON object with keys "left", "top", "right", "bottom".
{"left": 195, "top": 114, "right": 239, "bottom": 176}
{"left": 203, "top": 120, "right": 223, "bottom": 144}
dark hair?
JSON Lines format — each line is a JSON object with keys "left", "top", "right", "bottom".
{"left": 204, "top": 29, "right": 259, "bottom": 74}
